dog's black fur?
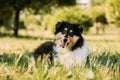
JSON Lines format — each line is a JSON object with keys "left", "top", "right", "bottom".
{"left": 33, "top": 41, "right": 56, "bottom": 65}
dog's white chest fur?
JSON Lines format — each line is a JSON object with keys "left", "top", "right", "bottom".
{"left": 54, "top": 41, "right": 89, "bottom": 68}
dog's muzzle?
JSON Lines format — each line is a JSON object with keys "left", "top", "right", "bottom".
{"left": 60, "top": 38, "right": 68, "bottom": 48}
{"left": 63, "top": 38, "right": 67, "bottom": 43}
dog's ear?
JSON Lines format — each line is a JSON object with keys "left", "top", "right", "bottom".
{"left": 74, "top": 23, "right": 83, "bottom": 34}
{"left": 56, "top": 22, "right": 62, "bottom": 30}
{"left": 56, "top": 21, "right": 66, "bottom": 30}
{"left": 55, "top": 21, "right": 63, "bottom": 34}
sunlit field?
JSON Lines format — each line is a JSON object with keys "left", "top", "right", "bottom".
{"left": 0, "top": 29, "right": 120, "bottom": 80}
{"left": 0, "top": 0, "right": 120, "bottom": 79}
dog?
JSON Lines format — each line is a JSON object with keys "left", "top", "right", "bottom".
{"left": 33, "top": 41, "right": 56, "bottom": 65}
{"left": 54, "top": 21, "right": 89, "bottom": 68}
{"left": 33, "top": 21, "right": 89, "bottom": 67}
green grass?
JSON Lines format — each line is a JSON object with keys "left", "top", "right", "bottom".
{"left": 0, "top": 35, "right": 120, "bottom": 80}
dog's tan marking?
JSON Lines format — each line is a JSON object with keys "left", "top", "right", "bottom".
{"left": 64, "top": 28, "right": 67, "bottom": 31}
{"left": 71, "top": 35, "right": 79, "bottom": 44}
{"left": 70, "top": 30, "right": 73, "bottom": 33}
{"left": 66, "top": 35, "right": 79, "bottom": 49}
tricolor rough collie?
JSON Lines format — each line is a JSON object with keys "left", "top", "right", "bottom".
{"left": 33, "top": 21, "right": 89, "bottom": 68}
{"left": 54, "top": 21, "right": 89, "bottom": 68}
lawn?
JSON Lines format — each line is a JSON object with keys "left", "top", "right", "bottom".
{"left": 0, "top": 34, "right": 120, "bottom": 80}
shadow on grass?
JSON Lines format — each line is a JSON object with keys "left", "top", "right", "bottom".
{"left": 89, "top": 52, "right": 120, "bottom": 72}
{"left": 0, "top": 51, "right": 32, "bottom": 67}
{"left": 0, "top": 33, "right": 53, "bottom": 40}
{"left": 0, "top": 51, "right": 119, "bottom": 70}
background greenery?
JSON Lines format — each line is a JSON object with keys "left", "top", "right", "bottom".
{"left": 0, "top": 0, "right": 120, "bottom": 36}
{"left": 0, "top": 0, "right": 120, "bottom": 80}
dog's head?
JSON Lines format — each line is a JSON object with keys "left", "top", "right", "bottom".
{"left": 54, "top": 21, "right": 83, "bottom": 49}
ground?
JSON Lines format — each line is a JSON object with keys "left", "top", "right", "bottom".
{"left": 0, "top": 32, "right": 119, "bottom": 80}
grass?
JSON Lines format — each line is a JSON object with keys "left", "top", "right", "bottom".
{"left": 0, "top": 35, "right": 120, "bottom": 80}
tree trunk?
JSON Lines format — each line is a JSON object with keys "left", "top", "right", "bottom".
{"left": 13, "top": 9, "right": 20, "bottom": 37}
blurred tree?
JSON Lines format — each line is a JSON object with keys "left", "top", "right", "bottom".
{"left": 113, "top": 0, "right": 120, "bottom": 26}
{"left": 41, "top": 6, "right": 94, "bottom": 33}
{"left": 90, "top": 0, "right": 105, "bottom": 6}
{"left": 0, "top": 7, "right": 13, "bottom": 29}
{"left": 106, "top": 0, "right": 120, "bottom": 26}
{"left": 95, "top": 13, "right": 108, "bottom": 34}
{"left": 96, "top": 14, "right": 108, "bottom": 24}
{"left": 0, "top": 0, "right": 76, "bottom": 37}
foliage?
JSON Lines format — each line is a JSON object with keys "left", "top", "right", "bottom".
{"left": 0, "top": 6, "right": 13, "bottom": 28}
{"left": 56, "top": 0, "right": 76, "bottom": 6}
{"left": 90, "top": 0, "right": 105, "bottom": 6}
{"left": 90, "top": 0, "right": 120, "bottom": 26}
{"left": 41, "top": 6, "right": 94, "bottom": 33}
{"left": 105, "top": 0, "right": 120, "bottom": 26}
{"left": 90, "top": 6, "right": 105, "bottom": 19}
{"left": 0, "top": 0, "right": 77, "bottom": 36}
{"left": 95, "top": 13, "right": 108, "bottom": 24}
{"left": 54, "top": 6, "right": 94, "bottom": 31}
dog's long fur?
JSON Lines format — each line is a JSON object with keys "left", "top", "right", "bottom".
{"left": 33, "top": 21, "right": 89, "bottom": 67}
{"left": 54, "top": 21, "right": 89, "bottom": 68}
{"left": 33, "top": 41, "right": 56, "bottom": 65}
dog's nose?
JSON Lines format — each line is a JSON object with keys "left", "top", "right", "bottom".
{"left": 63, "top": 38, "right": 67, "bottom": 43}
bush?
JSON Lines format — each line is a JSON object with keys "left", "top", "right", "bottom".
{"left": 80, "top": 15, "right": 93, "bottom": 31}
{"left": 106, "top": 0, "right": 120, "bottom": 26}
{"left": 41, "top": 6, "right": 94, "bottom": 33}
